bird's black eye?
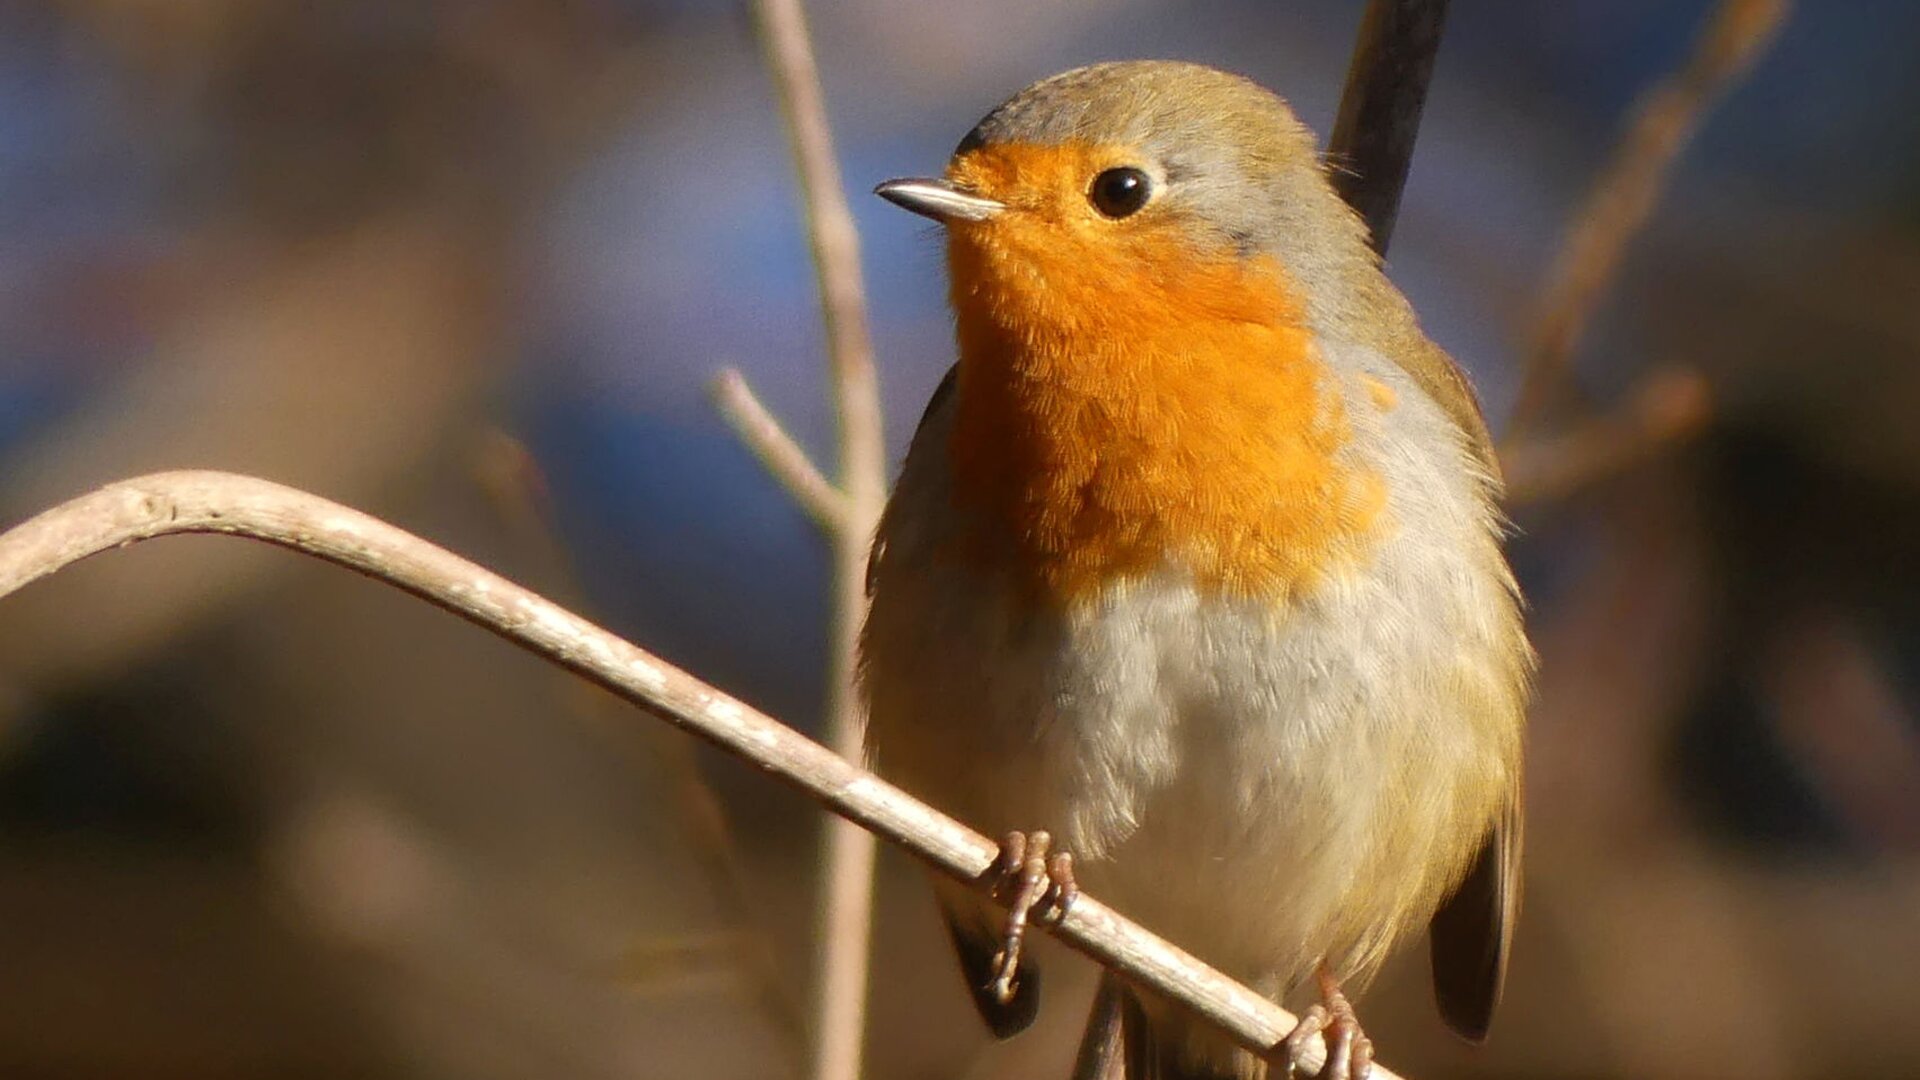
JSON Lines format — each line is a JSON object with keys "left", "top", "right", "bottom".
{"left": 1090, "top": 167, "right": 1151, "bottom": 218}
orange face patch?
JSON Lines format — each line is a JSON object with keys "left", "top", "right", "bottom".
{"left": 939, "top": 142, "right": 1387, "bottom": 605}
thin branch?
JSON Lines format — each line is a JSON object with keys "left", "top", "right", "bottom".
{"left": 751, "top": 0, "right": 886, "bottom": 497}
{"left": 471, "top": 431, "right": 808, "bottom": 1067}
{"left": 0, "top": 470, "right": 1403, "bottom": 1080}
{"left": 1326, "top": 0, "right": 1452, "bottom": 253}
{"left": 711, "top": 370, "right": 850, "bottom": 531}
{"left": 746, "top": 1, "right": 889, "bottom": 1078}
{"left": 1501, "top": 367, "right": 1712, "bottom": 504}
{"left": 1069, "top": 976, "right": 1126, "bottom": 1080}
{"left": 617, "top": 931, "right": 768, "bottom": 998}
{"left": 1763, "top": 614, "right": 1920, "bottom": 852}
{"left": 1509, "top": 0, "right": 1788, "bottom": 434}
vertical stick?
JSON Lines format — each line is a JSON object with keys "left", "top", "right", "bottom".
{"left": 1326, "top": 0, "right": 1453, "bottom": 254}
{"left": 748, "top": 2, "right": 887, "bottom": 1079}
{"left": 1068, "top": 976, "right": 1127, "bottom": 1080}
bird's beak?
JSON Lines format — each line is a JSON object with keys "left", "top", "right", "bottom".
{"left": 874, "top": 178, "right": 1004, "bottom": 223}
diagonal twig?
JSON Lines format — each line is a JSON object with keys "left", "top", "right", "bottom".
{"left": 1501, "top": 367, "right": 1712, "bottom": 504}
{"left": 1509, "top": 0, "right": 1788, "bottom": 435}
{"left": 711, "top": 370, "right": 849, "bottom": 532}
{"left": 0, "top": 469, "right": 1405, "bottom": 1080}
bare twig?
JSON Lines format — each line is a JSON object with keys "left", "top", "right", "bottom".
{"left": 1764, "top": 614, "right": 1920, "bottom": 851}
{"left": 1326, "top": 0, "right": 1452, "bottom": 253}
{"left": 471, "top": 432, "right": 808, "bottom": 1067}
{"left": 0, "top": 470, "right": 1402, "bottom": 1080}
{"left": 1501, "top": 367, "right": 1712, "bottom": 503}
{"left": 711, "top": 371, "right": 849, "bottom": 532}
{"left": 1509, "top": 0, "right": 1788, "bottom": 434}
{"left": 744, "top": 1, "right": 889, "bottom": 1077}
{"left": 618, "top": 930, "right": 772, "bottom": 999}
{"left": 1069, "top": 976, "right": 1126, "bottom": 1080}
{"left": 751, "top": 0, "right": 885, "bottom": 480}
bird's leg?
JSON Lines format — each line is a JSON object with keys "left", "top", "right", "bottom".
{"left": 985, "top": 829, "right": 1078, "bottom": 1004}
{"left": 1280, "top": 965, "right": 1373, "bottom": 1080}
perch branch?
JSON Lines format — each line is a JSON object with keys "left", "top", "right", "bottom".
{"left": 1509, "top": 0, "right": 1788, "bottom": 434}
{"left": 0, "top": 470, "right": 1402, "bottom": 1080}
{"left": 746, "top": 0, "right": 890, "bottom": 1076}
{"left": 712, "top": 370, "right": 849, "bottom": 531}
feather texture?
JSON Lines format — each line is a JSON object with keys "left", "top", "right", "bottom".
{"left": 860, "top": 61, "right": 1532, "bottom": 1077}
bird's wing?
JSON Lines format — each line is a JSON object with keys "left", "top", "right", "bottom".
{"left": 866, "top": 365, "right": 957, "bottom": 596}
{"left": 1394, "top": 330, "right": 1523, "bottom": 1040}
{"left": 1428, "top": 789, "right": 1522, "bottom": 1043}
{"left": 1393, "top": 336, "right": 1502, "bottom": 481}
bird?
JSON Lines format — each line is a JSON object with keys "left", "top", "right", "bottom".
{"left": 859, "top": 60, "right": 1530, "bottom": 1080}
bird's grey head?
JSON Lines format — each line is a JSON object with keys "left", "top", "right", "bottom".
{"left": 880, "top": 61, "right": 1369, "bottom": 265}
{"left": 875, "top": 60, "right": 1404, "bottom": 358}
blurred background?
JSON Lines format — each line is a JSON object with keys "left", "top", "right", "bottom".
{"left": 1, "top": 0, "right": 1917, "bottom": 1077}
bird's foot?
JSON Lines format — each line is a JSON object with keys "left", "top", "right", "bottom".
{"left": 984, "top": 829, "right": 1077, "bottom": 1004}
{"left": 1280, "top": 967, "right": 1373, "bottom": 1080}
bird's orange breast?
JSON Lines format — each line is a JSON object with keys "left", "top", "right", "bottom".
{"left": 940, "top": 143, "right": 1387, "bottom": 605}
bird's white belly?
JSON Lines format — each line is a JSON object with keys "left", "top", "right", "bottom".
{"left": 868, "top": 549, "right": 1496, "bottom": 992}
{"left": 862, "top": 349, "right": 1523, "bottom": 993}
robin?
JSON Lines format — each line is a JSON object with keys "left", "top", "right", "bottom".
{"left": 861, "top": 61, "right": 1530, "bottom": 1080}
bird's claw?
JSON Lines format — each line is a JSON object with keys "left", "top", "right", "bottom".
{"left": 1280, "top": 969, "right": 1372, "bottom": 1080}
{"left": 985, "top": 829, "right": 1077, "bottom": 1004}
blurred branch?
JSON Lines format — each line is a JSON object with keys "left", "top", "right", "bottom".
{"left": 1765, "top": 614, "right": 1920, "bottom": 852}
{"left": 0, "top": 470, "right": 1403, "bottom": 1080}
{"left": 738, "top": 1, "right": 889, "bottom": 1078}
{"left": 1502, "top": 367, "right": 1712, "bottom": 503}
{"left": 618, "top": 931, "right": 772, "bottom": 999}
{"left": 1509, "top": 0, "right": 1788, "bottom": 435}
{"left": 752, "top": 0, "right": 886, "bottom": 479}
{"left": 1326, "top": 0, "right": 1452, "bottom": 253}
{"left": 1069, "top": 977, "right": 1126, "bottom": 1080}
{"left": 470, "top": 432, "right": 808, "bottom": 1069}
{"left": 711, "top": 371, "right": 849, "bottom": 532}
